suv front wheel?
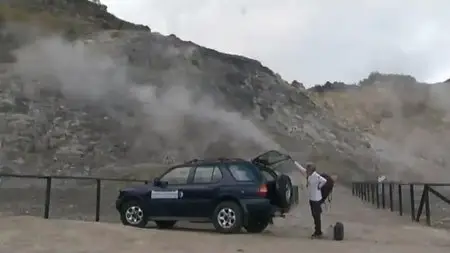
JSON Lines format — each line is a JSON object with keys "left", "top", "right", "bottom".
{"left": 212, "top": 201, "right": 243, "bottom": 233}
{"left": 120, "top": 200, "right": 148, "bottom": 228}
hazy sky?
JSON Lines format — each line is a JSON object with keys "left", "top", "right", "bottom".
{"left": 102, "top": 0, "right": 450, "bottom": 86}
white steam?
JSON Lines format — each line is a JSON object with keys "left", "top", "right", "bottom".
{"left": 11, "top": 35, "right": 279, "bottom": 163}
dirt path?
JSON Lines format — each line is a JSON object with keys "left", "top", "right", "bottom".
{"left": 0, "top": 186, "right": 449, "bottom": 253}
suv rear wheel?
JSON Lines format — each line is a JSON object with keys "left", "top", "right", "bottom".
{"left": 244, "top": 219, "right": 270, "bottom": 233}
{"left": 212, "top": 201, "right": 243, "bottom": 234}
{"left": 120, "top": 200, "right": 148, "bottom": 228}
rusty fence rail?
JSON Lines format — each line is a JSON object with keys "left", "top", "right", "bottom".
{"left": 0, "top": 173, "right": 150, "bottom": 222}
{"left": 0, "top": 173, "right": 300, "bottom": 222}
{"left": 352, "top": 181, "right": 450, "bottom": 226}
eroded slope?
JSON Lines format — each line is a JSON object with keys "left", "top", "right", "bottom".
{"left": 0, "top": 0, "right": 441, "bottom": 186}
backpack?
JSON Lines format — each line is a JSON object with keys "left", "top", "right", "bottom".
{"left": 333, "top": 221, "right": 344, "bottom": 241}
{"left": 319, "top": 173, "right": 334, "bottom": 203}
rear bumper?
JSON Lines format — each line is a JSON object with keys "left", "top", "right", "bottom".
{"left": 240, "top": 199, "right": 276, "bottom": 224}
{"left": 240, "top": 185, "right": 300, "bottom": 222}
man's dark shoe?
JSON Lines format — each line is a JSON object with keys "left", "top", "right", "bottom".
{"left": 311, "top": 232, "right": 323, "bottom": 239}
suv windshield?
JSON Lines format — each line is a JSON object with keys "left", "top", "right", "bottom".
{"left": 228, "top": 162, "right": 263, "bottom": 182}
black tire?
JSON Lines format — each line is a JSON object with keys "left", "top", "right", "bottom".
{"left": 120, "top": 200, "right": 148, "bottom": 228}
{"left": 333, "top": 222, "right": 344, "bottom": 241}
{"left": 155, "top": 220, "right": 177, "bottom": 229}
{"left": 212, "top": 201, "right": 243, "bottom": 234}
{"left": 244, "top": 219, "right": 270, "bottom": 233}
{"left": 276, "top": 174, "right": 294, "bottom": 210}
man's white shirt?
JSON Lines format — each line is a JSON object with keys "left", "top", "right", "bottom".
{"left": 294, "top": 161, "right": 327, "bottom": 201}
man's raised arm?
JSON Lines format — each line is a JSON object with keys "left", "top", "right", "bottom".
{"left": 293, "top": 161, "right": 307, "bottom": 177}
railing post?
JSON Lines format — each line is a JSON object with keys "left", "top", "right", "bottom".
{"left": 376, "top": 183, "right": 380, "bottom": 208}
{"left": 398, "top": 184, "right": 403, "bottom": 216}
{"left": 95, "top": 179, "right": 101, "bottom": 222}
{"left": 358, "top": 183, "right": 362, "bottom": 199}
{"left": 410, "top": 184, "right": 415, "bottom": 221}
{"left": 352, "top": 183, "right": 355, "bottom": 195}
{"left": 361, "top": 183, "right": 365, "bottom": 200}
{"left": 361, "top": 183, "right": 364, "bottom": 200}
{"left": 424, "top": 185, "right": 431, "bottom": 226}
{"left": 44, "top": 177, "right": 52, "bottom": 219}
{"left": 371, "top": 183, "right": 375, "bottom": 205}
{"left": 366, "top": 183, "right": 370, "bottom": 202}
{"left": 389, "top": 183, "right": 394, "bottom": 212}
{"left": 363, "top": 183, "right": 367, "bottom": 201}
{"left": 359, "top": 183, "right": 364, "bottom": 200}
{"left": 360, "top": 183, "right": 363, "bottom": 199}
{"left": 381, "top": 183, "right": 386, "bottom": 209}
{"left": 416, "top": 186, "right": 427, "bottom": 222}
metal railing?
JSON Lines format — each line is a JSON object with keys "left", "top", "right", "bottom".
{"left": 352, "top": 181, "right": 450, "bottom": 226}
{"left": 0, "top": 173, "right": 149, "bottom": 221}
{"left": 0, "top": 173, "right": 300, "bottom": 222}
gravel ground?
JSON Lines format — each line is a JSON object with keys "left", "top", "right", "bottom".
{"left": 1, "top": 185, "right": 450, "bottom": 253}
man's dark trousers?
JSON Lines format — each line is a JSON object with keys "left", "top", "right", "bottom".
{"left": 309, "top": 200, "right": 322, "bottom": 235}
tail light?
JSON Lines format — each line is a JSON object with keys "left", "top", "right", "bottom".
{"left": 257, "top": 184, "right": 268, "bottom": 197}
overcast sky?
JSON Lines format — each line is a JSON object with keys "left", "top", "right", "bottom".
{"left": 102, "top": 0, "right": 450, "bottom": 86}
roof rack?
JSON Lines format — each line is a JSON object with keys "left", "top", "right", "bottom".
{"left": 217, "top": 157, "right": 246, "bottom": 162}
{"left": 185, "top": 159, "right": 201, "bottom": 164}
{"left": 184, "top": 157, "right": 247, "bottom": 164}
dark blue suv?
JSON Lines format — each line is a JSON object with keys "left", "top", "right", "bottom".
{"left": 115, "top": 150, "right": 299, "bottom": 233}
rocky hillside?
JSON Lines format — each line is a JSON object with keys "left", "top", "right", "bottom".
{"left": 0, "top": 0, "right": 446, "bottom": 184}
{"left": 310, "top": 73, "right": 450, "bottom": 182}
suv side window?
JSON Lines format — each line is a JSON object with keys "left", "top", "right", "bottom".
{"left": 160, "top": 166, "right": 192, "bottom": 184}
{"left": 228, "top": 163, "right": 259, "bottom": 182}
{"left": 193, "top": 165, "right": 222, "bottom": 183}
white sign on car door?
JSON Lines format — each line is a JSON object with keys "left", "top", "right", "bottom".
{"left": 151, "top": 190, "right": 183, "bottom": 199}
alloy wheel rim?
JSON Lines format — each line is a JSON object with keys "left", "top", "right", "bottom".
{"left": 217, "top": 208, "right": 236, "bottom": 229}
{"left": 125, "top": 206, "right": 144, "bottom": 225}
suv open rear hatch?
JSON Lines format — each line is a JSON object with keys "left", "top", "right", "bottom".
{"left": 251, "top": 150, "right": 300, "bottom": 211}
{"left": 251, "top": 150, "right": 295, "bottom": 173}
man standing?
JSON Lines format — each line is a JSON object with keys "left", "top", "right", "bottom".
{"left": 293, "top": 161, "right": 327, "bottom": 238}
